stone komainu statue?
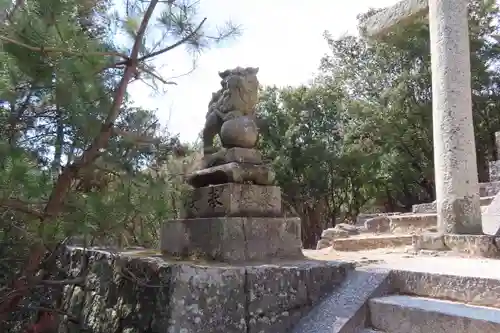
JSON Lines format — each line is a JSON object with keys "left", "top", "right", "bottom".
{"left": 202, "top": 66, "right": 259, "bottom": 154}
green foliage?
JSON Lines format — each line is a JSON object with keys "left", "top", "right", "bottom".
{"left": 0, "top": 0, "right": 238, "bottom": 244}
{"left": 0, "top": 0, "right": 238, "bottom": 328}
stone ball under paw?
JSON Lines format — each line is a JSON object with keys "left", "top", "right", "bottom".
{"left": 220, "top": 116, "right": 259, "bottom": 148}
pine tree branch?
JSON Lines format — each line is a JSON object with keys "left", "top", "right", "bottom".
{"left": 138, "top": 65, "right": 178, "bottom": 85}
{"left": 43, "top": 0, "right": 159, "bottom": 218}
{"left": 100, "top": 17, "right": 207, "bottom": 75}
{"left": 137, "top": 17, "right": 207, "bottom": 62}
{"left": 0, "top": 35, "right": 129, "bottom": 60}
{"left": 0, "top": 199, "right": 45, "bottom": 219}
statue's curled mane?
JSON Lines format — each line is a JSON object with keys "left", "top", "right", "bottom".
{"left": 206, "top": 66, "right": 259, "bottom": 119}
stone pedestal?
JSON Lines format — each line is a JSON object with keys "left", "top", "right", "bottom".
{"left": 152, "top": 67, "right": 347, "bottom": 333}
{"left": 160, "top": 217, "right": 303, "bottom": 263}
{"left": 161, "top": 150, "right": 304, "bottom": 263}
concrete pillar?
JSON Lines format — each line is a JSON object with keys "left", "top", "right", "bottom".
{"left": 429, "top": 0, "right": 481, "bottom": 234}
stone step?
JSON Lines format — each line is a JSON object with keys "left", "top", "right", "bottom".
{"left": 292, "top": 268, "right": 391, "bottom": 333}
{"left": 412, "top": 196, "right": 494, "bottom": 214}
{"left": 389, "top": 269, "right": 500, "bottom": 308}
{"left": 388, "top": 213, "right": 436, "bottom": 233}
{"left": 332, "top": 235, "right": 413, "bottom": 251}
{"left": 369, "top": 295, "right": 500, "bottom": 333}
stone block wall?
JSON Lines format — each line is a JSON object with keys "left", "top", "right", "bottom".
{"left": 57, "top": 247, "right": 349, "bottom": 333}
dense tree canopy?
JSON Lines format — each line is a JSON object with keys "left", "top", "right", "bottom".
{"left": 258, "top": 0, "right": 500, "bottom": 247}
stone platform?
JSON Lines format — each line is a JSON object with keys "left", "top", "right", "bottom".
{"left": 59, "top": 247, "right": 351, "bottom": 333}
{"left": 160, "top": 217, "right": 303, "bottom": 263}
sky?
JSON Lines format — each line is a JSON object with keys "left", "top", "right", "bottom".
{"left": 127, "top": 0, "right": 400, "bottom": 143}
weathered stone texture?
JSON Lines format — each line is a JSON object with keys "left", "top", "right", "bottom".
{"left": 359, "top": 0, "right": 428, "bottom": 37}
{"left": 412, "top": 196, "right": 494, "bottom": 214}
{"left": 429, "top": 0, "right": 482, "bottom": 234}
{"left": 480, "top": 181, "right": 500, "bottom": 197}
{"left": 183, "top": 183, "right": 281, "bottom": 219}
{"left": 364, "top": 216, "right": 390, "bottom": 233}
{"left": 363, "top": 0, "right": 482, "bottom": 234}
{"left": 412, "top": 233, "right": 446, "bottom": 251}
{"left": 292, "top": 268, "right": 392, "bottom": 333}
{"left": 321, "top": 224, "right": 361, "bottom": 240}
{"left": 444, "top": 234, "right": 499, "bottom": 258}
{"left": 203, "top": 147, "right": 262, "bottom": 168}
{"left": 412, "top": 201, "right": 436, "bottom": 214}
{"left": 160, "top": 217, "right": 303, "bottom": 263}
{"left": 355, "top": 212, "right": 401, "bottom": 226}
{"left": 369, "top": 295, "right": 500, "bottom": 332}
{"left": 332, "top": 235, "right": 413, "bottom": 252}
{"left": 322, "top": 228, "right": 349, "bottom": 240}
{"left": 187, "top": 162, "right": 275, "bottom": 188}
{"left": 411, "top": 233, "right": 500, "bottom": 258}
{"left": 390, "top": 270, "right": 500, "bottom": 308}
{"left": 58, "top": 247, "right": 350, "bottom": 333}
{"left": 389, "top": 213, "right": 437, "bottom": 233}
{"left": 220, "top": 116, "right": 259, "bottom": 148}
{"left": 203, "top": 67, "right": 260, "bottom": 155}
{"left": 316, "top": 224, "right": 362, "bottom": 250}
{"left": 489, "top": 160, "right": 500, "bottom": 182}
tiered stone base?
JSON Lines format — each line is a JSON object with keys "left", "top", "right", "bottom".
{"left": 156, "top": 146, "right": 348, "bottom": 331}
{"left": 165, "top": 148, "right": 304, "bottom": 263}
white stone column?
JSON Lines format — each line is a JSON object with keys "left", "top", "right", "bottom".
{"left": 428, "top": 0, "right": 481, "bottom": 234}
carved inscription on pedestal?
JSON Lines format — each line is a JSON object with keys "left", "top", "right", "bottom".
{"left": 182, "top": 183, "right": 282, "bottom": 219}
